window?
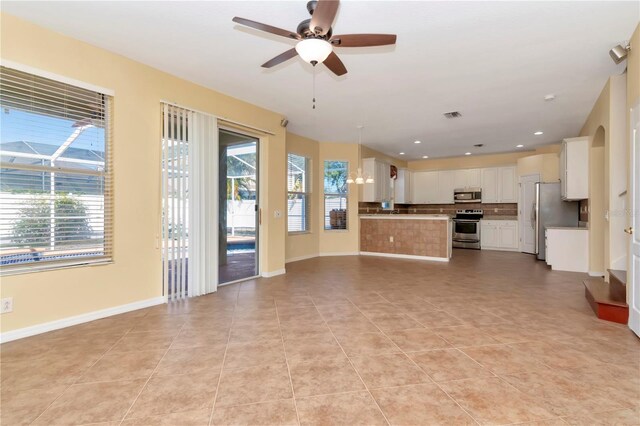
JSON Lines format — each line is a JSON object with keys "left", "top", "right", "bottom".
{"left": 324, "top": 161, "right": 348, "bottom": 230}
{"left": 287, "top": 153, "right": 310, "bottom": 233}
{"left": 0, "top": 66, "right": 113, "bottom": 274}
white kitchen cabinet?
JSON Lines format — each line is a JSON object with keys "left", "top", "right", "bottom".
{"left": 481, "top": 220, "right": 519, "bottom": 251}
{"left": 545, "top": 228, "right": 589, "bottom": 272}
{"left": 453, "top": 169, "right": 482, "bottom": 190}
{"left": 481, "top": 166, "right": 517, "bottom": 203}
{"left": 395, "top": 168, "right": 412, "bottom": 204}
{"left": 438, "top": 170, "right": 456, "bottom": 204}
{"left": 412, "top": 171, "right": 439, "bottom": 204}
{"left": 499, "top": 166, "right": 518, "bottom": 203}
{"left": 467, "top": 168, "right": 481, "bottom": 188}
{"left": 560, "top": 137, "right": 589, "bottom": 200}
{"left": 362, "top": 158, "right": 392, "bottom": 203}
{"left": 481, "top": 168, "right": 499, "bottom": 203}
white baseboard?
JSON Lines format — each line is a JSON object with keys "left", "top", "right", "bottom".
{"left": 359, "top": 251, "right": 449, "bottom": 262}
{"left": 319, "top": 251, "right": 360, "bottom": 257}
{"left": 0, "top": 296, "right": 167, "bottom": 344}
{"left": 262, "top": 268, "right": 286, "bottom": 278}
{"left": 285, "top": 254, "right": 318, "bottom": 264}
{"left": 589, "top": 271, "right": 605, "bottom": 277}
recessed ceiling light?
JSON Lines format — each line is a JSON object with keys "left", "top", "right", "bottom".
{"left": 516, "top": 144, "right": 524, "bottom": 148}
{"left": 422, "top": 155, "right": 429, "bottom": 159}
{"left": 465, "top": 152, "right": 471, "bottom": 156}
{"left": 534, "top": 131, "right": 543, "bottom": 136}
{"left": 399, "top": 152, "right": 405, "bottom": 155}
{"left": 544, "top": 94, "right": 556, "bottom": 101}
{"left": 414, "top": 140, "right": 421, "bottom": 144}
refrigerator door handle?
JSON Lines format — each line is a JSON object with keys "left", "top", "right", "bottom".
{"left": 534, "top": 184, "right": 540, "bottom": 255}
{"left": 530, "top": 203, "right": 536, "bottom": 229}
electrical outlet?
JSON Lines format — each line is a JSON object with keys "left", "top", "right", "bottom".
{"left": 1, "top": 297, "right": 13, "bottom": 314}
{"left": 413, "top": 208, "right": 417, "bottom": 213}
{"left": 389, "top": 236, "right": 394, "bottom": 243}
{"left": 494, "top": 208, "right": 498, "bottom": 213}
{"left": 440, "top": 208, "right": 443, "bottom": 213}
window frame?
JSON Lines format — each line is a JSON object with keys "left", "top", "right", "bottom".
{"left": 323, "top": 160, "right": 349, "bottom": 232}
{"left": 287, "top": 152, "right": 312, "bottom": 235}
{"left": 0, "top": 65, "right": 114, "bottom": 276}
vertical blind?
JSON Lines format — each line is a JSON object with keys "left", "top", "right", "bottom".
{"left": 161, "top": 103, "right": 218, "bottom": 300}
{"left": 324, "top": 160, "right": 348, "bottom": 230}
{"left": 162, "top": 104, "right": 190, "bottom": 300}
{"left": 287, "top": 153, "right": 310, "bottom": 233}
{"left": 0, "top": 66, "right": 113, "bottom": 273}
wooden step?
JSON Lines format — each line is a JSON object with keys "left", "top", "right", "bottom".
{"left": 584, "top": 279, "right": 629, "bottom": 324}
{"left": 607, "top": 269, "right": 627, "bottom": 303}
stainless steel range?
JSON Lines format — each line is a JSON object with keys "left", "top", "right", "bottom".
{"left": 452, "top": 209, "right": 483, "bottom": 250}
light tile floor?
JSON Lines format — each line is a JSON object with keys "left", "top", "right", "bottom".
{"left": 2, "top": 250, "right": 639, "bottom": 425}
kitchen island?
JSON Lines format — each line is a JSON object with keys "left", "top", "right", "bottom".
{"left": 360, "top": 214, "right": 453, "bottom": 261}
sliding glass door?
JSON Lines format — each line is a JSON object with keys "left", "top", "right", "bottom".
{"left": 218, "top": 129, "right": 259, "bottom": 284}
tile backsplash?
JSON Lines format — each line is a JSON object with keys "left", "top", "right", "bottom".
{"left": 359, "top": 202, "right": 518, "bottom": 216}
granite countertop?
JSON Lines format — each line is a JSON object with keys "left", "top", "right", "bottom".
{"left": 545, "top": 226, "right": 589, "bottom": 231}
{"left": 359, "top": 214, "right": 451, "bottom": 220}
{"left": 482, "top": 216, "right": 518, "bottom": 220}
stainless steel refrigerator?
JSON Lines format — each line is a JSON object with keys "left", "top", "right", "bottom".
{"left": 534, "top": 182, "right": 580, "bottom": 260}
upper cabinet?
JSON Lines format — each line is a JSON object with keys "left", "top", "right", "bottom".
{"left": 560, "top": 137, "right": 589, "bottom": 201}
{"left": 395, "top": 168, "right": 412, "bottom": 204}
{"left": 412, "top": 171, "right": 439, "bottom": 204}
{"left": 454, "top": 169, "right": 481, "bottom": 189}
{"left": 481, "top": 166, "right": 517, "bottom": 203}
{"left": 438, "top": 170, "right": 456, "bottom": 204}
{"left": 362, "top": 158, "right": 392, "bottom": 203}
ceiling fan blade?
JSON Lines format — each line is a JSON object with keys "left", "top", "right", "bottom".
{"left": 310, "top": 0, "right": 339, "bottom": 36}
{"left": 330, "top": 34, "right": 397, "bottom": 47}
{"left": 261, "top": 48, "right": 298, "bottom": 68}
{"left": 232, "top": 17, "right": 300, "bottom": 40}
{"left": 323, "top": 51, "right": 347, "bottom": 76}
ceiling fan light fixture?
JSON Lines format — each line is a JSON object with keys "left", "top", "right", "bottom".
{"left": 295, "top": 38, "right": 333, "bottom": 64}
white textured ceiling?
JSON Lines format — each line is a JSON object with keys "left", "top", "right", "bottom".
{"left": 3, "top": 1, "right": 638, "bottom": 159}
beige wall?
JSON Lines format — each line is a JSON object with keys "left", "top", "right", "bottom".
{"left": 580, "top": 71, "right": 628, "bottom": 276}
{"left": 361, "top": 146, "right": 407, "bottom": 168}
{"left": 516, "top": 153, "right": 560, "bottom": 182}
{"left": 318, "top": 142, "right": 360, "bottom": 255}
{"left": 0, "top": 13, "right": 288, "bottom": 332}
{"left": 285, "top": 132, "right": 320, "bottom": 262}
{"left": 408, "top": 145, "right": 560, "bottom": 171}
{"left": 285, "top": 135, "right": 361, "bottom": 260}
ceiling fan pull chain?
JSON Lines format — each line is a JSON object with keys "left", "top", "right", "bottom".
{"left": 312, "top": 65, "right": 316, "bottom": 109}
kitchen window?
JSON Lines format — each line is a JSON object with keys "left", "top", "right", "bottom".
{"left": 0, "top": 66, "right": 113, "bottom": 274}
{"left": 287, "top": 153, "right": 310, "bottom": 233}
{"left": 324, "top": 160, "right": 348, "bottom": 230}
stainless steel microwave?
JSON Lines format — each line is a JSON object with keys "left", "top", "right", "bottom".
{"left": 453, "top": 188, "right": 482, "bottom": 203}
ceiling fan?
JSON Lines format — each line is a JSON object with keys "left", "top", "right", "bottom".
{"left": 232, "top": 0, "right": 397, "bottom": 76}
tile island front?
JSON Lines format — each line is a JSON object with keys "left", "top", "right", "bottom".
{"left": 359, "top": 215, "right": 453, "bottom": 262}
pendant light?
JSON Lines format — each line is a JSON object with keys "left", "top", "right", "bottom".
{"left": 347, "top": 125, "right": 374, "bottom": 185}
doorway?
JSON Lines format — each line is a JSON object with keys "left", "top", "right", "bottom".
{"left": 218, "top": 129, "right": 259, "bottom": 284}
{"left": 519, "top": 173, "right": 539, "bottom": 254}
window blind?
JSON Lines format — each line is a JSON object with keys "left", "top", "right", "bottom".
{"left": 0, "top": 66, "right": 113, "bottom": 274}
{"left": 324, "top": 160, "right": 348, "bottom": 230}
{"left": 287, "top": 153, "right": 310, "bottom": 233}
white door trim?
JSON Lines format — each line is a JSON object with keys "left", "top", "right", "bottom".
{"left": 628, "top": 99, "right": 639, "bottom": 337}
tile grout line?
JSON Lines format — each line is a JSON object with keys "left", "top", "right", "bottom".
{"left": 28, "top": 321, "right": 142, "bottom": 425}
{"left": 116, "top": 320, "right": 187, "bottom": 425}
{"left": 274, "top": 301, "right": 302, "bottom": 426}
{"left": 350, "top": 293, "right": 483, "bottom": 426}
{"left": 311, "top": 298, "right": 392, "bottom": 426}
{"left": 207, "top": 289, "right": 241, "bottom": 426}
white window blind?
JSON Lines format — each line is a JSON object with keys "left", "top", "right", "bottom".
{"left": 287, "top": 153, "right": 310, "bottom": 233}
{"left": 0, "top": 66, "right": 113, "bottom": 274}
{"left": 324, "top": 160, "right": 348, "bottom": 230}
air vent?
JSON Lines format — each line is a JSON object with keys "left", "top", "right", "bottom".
{"left": 474, "top": 144, "right": 484, "bottom": 148}
{"left": 444, "top": 111, "right": 462, "bottom": 119}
